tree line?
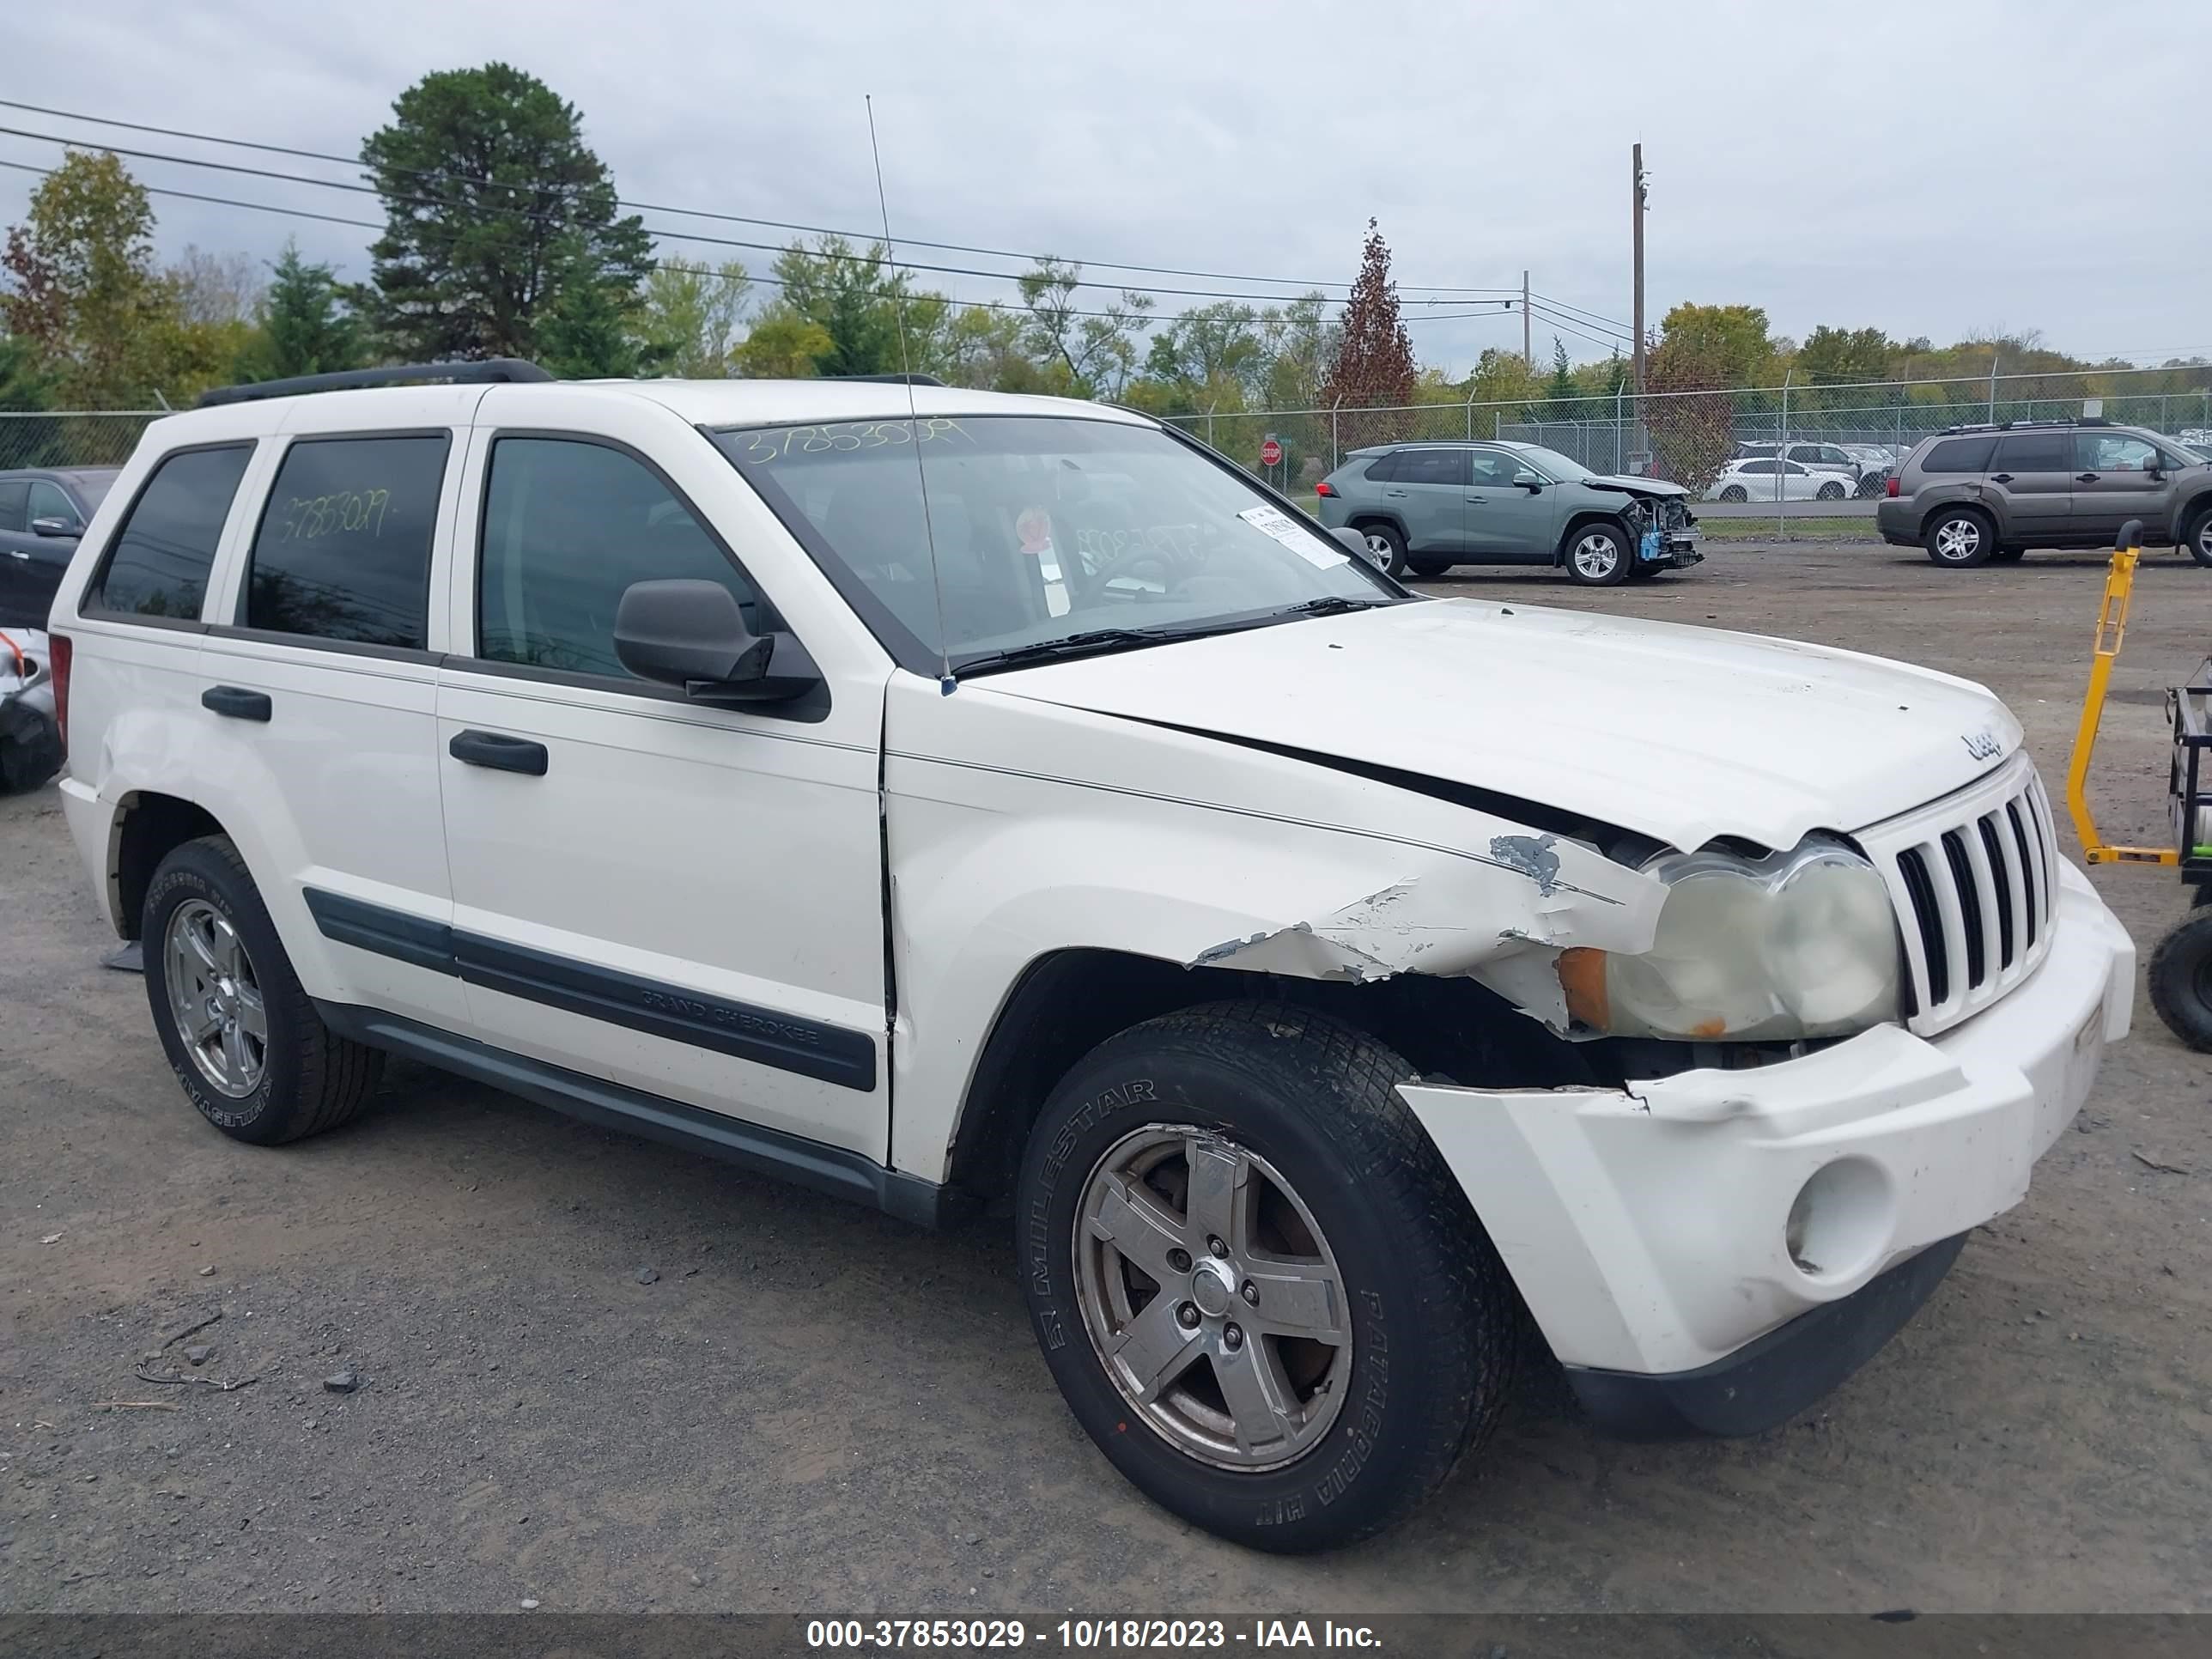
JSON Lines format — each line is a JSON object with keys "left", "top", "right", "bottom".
{"left": 5, "top": 60, "right": 2203, "bottom": 457}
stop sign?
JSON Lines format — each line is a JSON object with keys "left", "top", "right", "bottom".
{"left": 1260, "top": 437, "right": 1283, "bottom": 467}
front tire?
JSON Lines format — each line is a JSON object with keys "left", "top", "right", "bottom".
{"left": 2148, "top": 914, "right": 2212, "bottom": 1052}
{"left": 1991, "top": 546, "right": 2026, "bottom": 562}
{"left": 1565, "top": 523, "right": 1632, "bottom": 586}
{"left": 1816, "top": 480, "right": 1847, "bottom": 501}
{"left": 142, "top": 836, "right": 382, "bottom": 1145}
{"left": 1924, "top": 507, "right": 1995, "bottom": 568}
{"left": 1016, "top": 1002, "right": 1516, "bottom": 1553}
{"left": 1356, "top": 522, "right": 1407, "bottom": 580}
{"left": 2182, "top": 502, "right": 2212, "bottom": 569}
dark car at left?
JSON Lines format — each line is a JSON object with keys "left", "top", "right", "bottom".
{"left": 0, "top": 467, "right": 118, "bottom": 629}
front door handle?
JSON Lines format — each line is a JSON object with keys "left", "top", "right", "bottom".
{"left": 201, "top": 685, "right": 271, "bottom": 722}
{"left": 448, "top": 729, "right": 549, "bottom": 776}
{"left": 6, "top": 549, "right": 28, "bottom": 560}
{"left": 1464, "top": 495, "right": 1487, "bottom": 502}
{"left": 2077, "top": 472, "right": 2100, "bottom": 483}
{"left": 1990, "top": 473, "right": 2014, "bottom": 483}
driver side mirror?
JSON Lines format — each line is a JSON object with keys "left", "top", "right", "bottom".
{"left": 613, "top": 579, "right": 819, "bottom": 704}
{"left": 29, "top": 516, "right": 80, "bottom": 538}
{"left": 1332, "top": 525, "right": 1391, "bottom": 571}
{"left": 1513, "top": 470, "right": 1545, "bottom": 491}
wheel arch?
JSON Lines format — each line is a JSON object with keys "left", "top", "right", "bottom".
{"left": 1553, "top": 509, "right": 1631, "bottom": 568}
{"left": 113, "top": 790, "right": 228, "bottom": 941}
{"left": 1344, "top": 510, "right": 1408, "bottom": 544}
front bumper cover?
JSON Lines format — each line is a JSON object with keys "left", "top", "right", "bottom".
{"left": 1400, "top": 860, "right": 2131, "bottom": 1402}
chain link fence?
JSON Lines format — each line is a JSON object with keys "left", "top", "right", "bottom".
{"left": 0, "top": 411, "right": 167, "bottom": 473}
{"left": 1159, "top": 365, "right": 2212, "bottom": 495}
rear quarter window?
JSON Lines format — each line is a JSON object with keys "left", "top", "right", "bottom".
{"left": 91, "top": 445, "right": 256, "bottom": 621}
{"left": 1919, "top": 437, "right": 1996, "bottom": 474}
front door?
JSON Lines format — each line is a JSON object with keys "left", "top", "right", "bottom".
{"left": 2072, "top": 431, "right": 2176, "bottom": 542}
{"left": 1984, "top": 430, "right": 2075, "bottom": 545}
{"left": 434, "top": 404, "right": 890, "bottom": 1158}
{"left": 1462, "top": 447, "right": 1560, "bottom": 560}
{"left": 1379, "top": 448, "right": 1469, "bottom": 556}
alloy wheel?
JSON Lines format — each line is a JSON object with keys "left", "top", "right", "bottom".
{"left": 1073, "top": 1125, "right": 1351, "bottom": 1471}
{"left": 1935, "top": 518, "right": 1982, "bottom": 562}
{"left": 164, "top": 899, "right": 267, "bottom": 1097}
{"left": 1571, "top": 533, "right": 1620, "bottom": 580}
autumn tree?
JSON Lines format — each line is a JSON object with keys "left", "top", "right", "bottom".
{"left": 361, "top": 64, "right": 653, "bottom": 362}
{"left": 1322, "top": 220, "right": 1414, "bottom": 448}
{"left": 1797, "top": 324, "right": 1893, "bottom": 386}
{"left": 0, "top": 150, "right": 173, "bottom": 405}
{"left": 636, "top": 260, "right": 750, "bottom": 377}
{"left": 1652, "top": 302, "right": 1776, "bottom": 388}
{"left": 1644, "top": 328, "right": 1737, "bottom": 489}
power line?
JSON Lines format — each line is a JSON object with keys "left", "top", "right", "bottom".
{"left": 0, "top": 156, "right": 1172, "bottom": 326}
{"left": 1528, "top": 289, "right": 1636, "bottom": 336}
{"left": 0, "top": 97, "right": 1527, "bottom": 301}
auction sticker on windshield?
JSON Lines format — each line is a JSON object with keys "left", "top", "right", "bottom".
{"left": 1238, "top": 504, "right": 1345, "bottom": 568}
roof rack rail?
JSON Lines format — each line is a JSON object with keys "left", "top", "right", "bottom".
{"left": 823, "top": 373, "right": 947, "bottom": 386}
{"left": 1937, "top": 416, "right": 2109, "bottom": 435}
{"left": 195, "top": 358, "right": 555, "bottom": 409}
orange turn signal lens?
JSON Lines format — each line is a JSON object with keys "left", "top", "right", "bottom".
{"left": 1556, "top": 947, "right": 1609, "bottom": 1030}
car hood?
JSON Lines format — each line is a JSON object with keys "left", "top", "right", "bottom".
{"left": 1577, "top": 473, "right": 1689, "bottom": 497}
{"left": 975, "top": 599, "right": 2017, "bottom": 852}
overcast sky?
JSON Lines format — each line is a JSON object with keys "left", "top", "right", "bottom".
{"left": 7, "top": 0, "right": 2205, "bottom": 380}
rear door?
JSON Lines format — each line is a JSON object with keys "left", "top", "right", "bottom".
{"left": 1377, "top": 448, "right": 1469, "bottom": 555}
{"left": 1984, "top": 431, "right": 2075, "bottom": 544}
{"left": 195, "top": 396, "right": 474, "bottom": 1033}
{"left": 2072, "top": 431, "right": 2175, "bottom": 541}
{"left": 1462, "top": 447, "right": 1559, "bottom": 560}
{"left": 0, "top": 479, "right": 33, "bottom": 625}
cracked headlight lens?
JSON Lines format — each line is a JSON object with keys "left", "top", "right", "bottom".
{"left": 1559, "top": 839, "right": 1903, "bottom": 1042}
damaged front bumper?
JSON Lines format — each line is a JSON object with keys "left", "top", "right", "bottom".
{"left": 1399, "top": 859, "right": 2133, "bottom": 1435}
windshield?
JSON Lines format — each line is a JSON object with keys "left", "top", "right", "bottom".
{"left": 1504, "top": 443, "right": 1595, "bottom": 482}
{"left": 716, "top": 416, "right": 1401, "bottom": 673}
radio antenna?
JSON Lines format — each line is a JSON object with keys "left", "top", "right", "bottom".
{"left": 866, "top": 94, "right": 957, "bottom": 694}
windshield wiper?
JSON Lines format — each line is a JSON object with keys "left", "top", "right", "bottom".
{"left": 1274, "top": 595, "right": 1399, "bottom": 617}
{"left": 952, "top": 628, "right": 1181, "bottom": 675}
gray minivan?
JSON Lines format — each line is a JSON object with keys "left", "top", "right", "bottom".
{"left": 1314, "top": 441, "right": 1701, "bottom": 585}
{"left": 1876, "top": 421, "right": 2212, "bottom": 568}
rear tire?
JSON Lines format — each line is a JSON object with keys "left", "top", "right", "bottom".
{"left": 2182, "top": 502, "right": 2212, "bottom": 568}
{"left": 1016, "top": 1001, "right": 1516, "bottom": 1553}
{"left": 1924, "top": 507, "right": 1995, "bottom": 568}
{"left": 1355, "top": 522, "right": 1407, "bottom": 580}
{"left": 1406, "top": 556, "right": 1454, "bottom": 578}
{"left": 2148, "top": 914, "right": 2212, "bottom": 1052}
{"left": 1564, "top": 523, "right": 1632, "bottom": 586}
{"left": 1719, "top": 485, "right": 1748, "bottom": 503}
{"left": 142, "top": 835, "right": 383, "bottom": 1145}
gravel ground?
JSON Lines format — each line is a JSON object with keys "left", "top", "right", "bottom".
{"left": 2, "top": 539, "right": 2207, "bottom": 1615}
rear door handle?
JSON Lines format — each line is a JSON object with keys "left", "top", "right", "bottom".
{"left": 448, "top": 729, "right": 549, "bottom": 776}
{"left": 1990, "top": 473, "right": 2014, "bottom": 483}
{"left": 1383, "top": 489, "right": 1411, "bottom": 498}
{"left": 6, "top": 549, "right": 28, "bottom": 560}
{"left": 2077, "top": 472, "right": 2100, "bottom": 483}
{"left": 1464, "top": 495, "right": 1487, "bottom": 502}
{"left": 201, "top": 685, "right": 271, "bottom": 722}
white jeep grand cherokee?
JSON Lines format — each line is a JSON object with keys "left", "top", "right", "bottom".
{"left": 47, "top": 363, "right": 2134, "bottom": 1552}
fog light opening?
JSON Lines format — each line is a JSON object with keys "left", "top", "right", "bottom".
{"left": 1784, "top": 1158, "right": 1893, "bottom": 1282}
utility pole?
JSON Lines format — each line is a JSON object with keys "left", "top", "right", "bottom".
{"left": 1522, "top": 269, "right": 1532, "bottom": 369}
{"left": 1631, "top": 143, "right": 1648, "bottom": 397}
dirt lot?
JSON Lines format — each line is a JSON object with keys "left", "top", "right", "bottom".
{"left": 3, "top": 539, "right": 2207, "bottom": 1616}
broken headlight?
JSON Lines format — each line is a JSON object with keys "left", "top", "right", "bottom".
{"left": 1559, "top": 839, "right": 1902, "bottom": 1042}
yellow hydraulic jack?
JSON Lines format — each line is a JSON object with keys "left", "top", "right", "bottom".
{"left": 2065, "top": 517, "right": 2212, "bottom": 1048}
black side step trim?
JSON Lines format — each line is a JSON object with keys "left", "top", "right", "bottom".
{"left": 301, "top": 887, "right": 877, "bottom": 1091}
{"left": 314, "top": 1003, "right": 959, "bottom": 1229}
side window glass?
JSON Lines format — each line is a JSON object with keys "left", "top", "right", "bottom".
{"left": 1995, "top": 434, "right": 2069, "bottom": 472}
{"left": 94, "top": 446, "right": 253, "bottom": 619}
{"left": 1362, "top": 453, "right": 1400, "bottom": 483}
{"left": 2079, "top": 434, "right": 2158, "bottom": 473}
{"left": 0, "top": 481, "right": 26, "bottom": 533}
{"left": 244, "top": 436, "right": 449, "bottom": 648}
{"left": 477, "top": 437, "right": 765, "bottom": 679}
{"left": 1923, "top": 437, "right": 1996, "bottom": 474}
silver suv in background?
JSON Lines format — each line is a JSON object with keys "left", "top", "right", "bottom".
{"left": 1877, "top": 420, "right": 2212, "bottom": 568}
{"left": 1315, "top": 440, "right": 1702, "bottom": 585}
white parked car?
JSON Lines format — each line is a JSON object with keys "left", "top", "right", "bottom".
{"left": 1707, "top": 457, "right": 1856, "bottom": 502}
{"left": 46, "top": 363, "right": 2134, "bottom": 1552}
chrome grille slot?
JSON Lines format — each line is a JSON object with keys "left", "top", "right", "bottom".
{"left": 1856, "top": 755, "right": 2060, "bottom": 1036}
